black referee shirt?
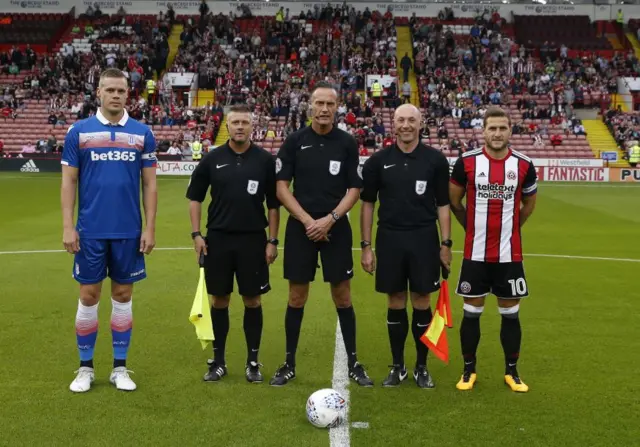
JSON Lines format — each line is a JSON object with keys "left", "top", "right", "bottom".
{"left": 186, "top": 143, "right": 279, "bottom": 233}
{"left": 275, "top": 126, "right": 362, "bottom": 215}
{"left": 360, "top": 143, "right": 450, "bottom": 231}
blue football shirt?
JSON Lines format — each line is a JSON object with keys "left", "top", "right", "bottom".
{"left": 61, "top": 109, "right": 157, "bottom": 239}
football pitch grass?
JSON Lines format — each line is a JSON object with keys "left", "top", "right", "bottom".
{"left": 1, "top": 172, "right": 639, "bottom": 447}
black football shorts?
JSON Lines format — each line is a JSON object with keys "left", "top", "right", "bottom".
{"left": 375, "top": 225, "right": 442, "bottom": 295}
{"left": 456, "top": 259, "right": 528, "bottom": 299}
{"left": 204, "top": 230, "right": 270, "bottom": 297}
{"left": 283, "top": 215, "right": 354, "bottom": 284}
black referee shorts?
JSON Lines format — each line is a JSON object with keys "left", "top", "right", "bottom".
{"left": 203, "top": 230, "right": 270, "bottom": 297}
{"left": 283, "top": 215, "right": 354, "bottom": 284}
{"left": 375, "top": 225, "right": 441, "bottom": 295}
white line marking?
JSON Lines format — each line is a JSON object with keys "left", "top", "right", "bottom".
{"left": 329, "top": 320, "right": 350, "bottom": 447}
{"left": 351, "top": 422, "right": 369, "bottom": 429}
{"left": 1, "top": 247, "right": 639, "bottom": 263}
{"left": 0, "top": 249, "right": 67, "bottom": 255}
{"left": 521, "top": 253, "right": 640, "bottom": 263}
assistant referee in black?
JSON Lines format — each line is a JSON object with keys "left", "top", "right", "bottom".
{"left": 186, "top": 104, "right": 280, "bottom": 384}
{"left": 269, "top": 81, "right": 373, "bottom": 387}
{"left": 360, "top": 103, "right": 452, "bottom": 389}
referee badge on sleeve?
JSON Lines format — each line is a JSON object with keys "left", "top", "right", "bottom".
{"left": 275, "top": 158, "right": 282, "bottom": 174}
{"left": 247, "top": 180, "right": 259, "bottom": 195}
{"left": 329, "top": 160, "right": 341, "bottom": 175}
{"left": 415, "top": 180, "right": 427, "bottom": 195}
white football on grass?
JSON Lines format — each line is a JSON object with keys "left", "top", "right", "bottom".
{"left": 306, "top": 388, "right": 347, "bottom": 428}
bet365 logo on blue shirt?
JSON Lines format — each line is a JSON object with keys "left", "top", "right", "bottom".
{"left": 90, "top": 151, "right": 136, "bottom": 162}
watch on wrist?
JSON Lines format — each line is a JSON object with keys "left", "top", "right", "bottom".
{"left": 441, "top": 239, "right": 453, "bottom": 248}
{"left": 191, "top": 231, "right": 202, "bottom": 240}
{"left": 331, "top": 211, "right": 340, "bottom": 221}
{"left": 268, "top": 238, "right": 279, "bottom": 246}
{"left": 360, "top": 240, "right": 371, "bottom": 249}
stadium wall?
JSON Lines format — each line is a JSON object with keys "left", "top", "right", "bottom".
{"left": 153, "top": 160, "right": 640, "bottom": 183}
{"left": 3, "top": 0, "right": 640, "bottom": 22}
{"left": 153, "top": 161, "right": 640, "bottom": 183}
{"left": 3, "top": 158, "right": 638, "bottom": 183}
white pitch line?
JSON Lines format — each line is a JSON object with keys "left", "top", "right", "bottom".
{"left": 0, "top": 249, "right": 66, "bottom": 255}
{"left": 522, "top": 252, "right": 640, "bottom": 263}
{"left": 1, "top": 247, "right": 639, "bottom": 263}
{"left": 329, "top": 319, "right": 350, "bottom": 447}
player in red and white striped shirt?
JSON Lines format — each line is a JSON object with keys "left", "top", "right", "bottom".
{"left": 449, "top": 107, "right": 537, "bottom": 393}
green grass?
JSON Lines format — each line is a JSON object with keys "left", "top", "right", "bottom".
{"left": 0, "top": 173, "right": 639, "bottom": 446}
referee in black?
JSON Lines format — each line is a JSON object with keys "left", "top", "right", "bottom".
{"left": 186, "top": 104, "right": 280, "bottom": 384}
{"left": 360, "top": 104, "right": 452, "bottom": 389}
{"left": 269, "top": 81, "right": 373, "bottom": 387}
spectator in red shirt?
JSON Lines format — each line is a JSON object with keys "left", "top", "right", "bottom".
{"left": 319, "top": 52, "right": 329, "bottom": 69}
{"left": 550, "top": 134, "right": 563, "bottom": 146}
{"left": 345, "top": 109, "right": 356, "bottom": 126}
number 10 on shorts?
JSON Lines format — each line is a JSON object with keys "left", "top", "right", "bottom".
{"left": 508, "top": 278, "right": 527, "bottom": 296}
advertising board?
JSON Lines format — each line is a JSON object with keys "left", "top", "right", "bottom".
{"left": 609, "top": 168, "right": 640, "bottom": 183}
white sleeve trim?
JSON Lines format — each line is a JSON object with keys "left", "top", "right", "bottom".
{"left": 523, "top": 182, "right": 537, "bottom": 194}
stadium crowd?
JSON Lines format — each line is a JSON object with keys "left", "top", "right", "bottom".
{"left": 604, "top": 106, "right": 640, "bottom": 164}
{"left": 0, "top": 2, "right": 636, "bottom": 158}
{"left": 0, "top": 3, "right": 229, "bottom": 157}
{"left": 407, "top": 10, "right": 630, "bottom": 153}
{"left": 169, "top": 2, "right": 403, "bottom": 151}
{"left": 164, "top": 2, "right": 623, "bottom": 156}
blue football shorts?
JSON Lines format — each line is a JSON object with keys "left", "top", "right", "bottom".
{"left": 72, "top": 238, "right": 146, "bottom": 285}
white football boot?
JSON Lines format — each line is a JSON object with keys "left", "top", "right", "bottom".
{"left": 109, "top": 367, "right": 137, "bottom": 391}
{"left": 69, "top": 367, "right": 95, "bottom": 393}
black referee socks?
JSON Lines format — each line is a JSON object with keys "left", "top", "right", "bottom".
{"left": 244, "top": 305, "right": 263, "bottom": 364}
{"left": 412, "top": 308, "right": 432, "bottom": 366}
{"left": 387, "top": 308, "right": 409, "bottom": 366}
{"left": 210, "top": 307, "right": 230, "bottom": 365}
{"left": 337, "top": 306, "right": 358, "bottom": 367}
{"left": 285, "top": 305, "right": 304, "bottom": 367}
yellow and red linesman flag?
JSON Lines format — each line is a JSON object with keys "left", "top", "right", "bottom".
{"left": 420, "top": 267, "right": 453, "bottom": 363}
{"left": 189, "top": 252, "right": 214, "bottom": 349}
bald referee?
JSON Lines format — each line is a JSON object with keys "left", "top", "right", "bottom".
{"left": 270, "top": 81, "right": 373, "bottom": 387}
{"left": 360, "top": 104, "right": 452, "bottom": 388}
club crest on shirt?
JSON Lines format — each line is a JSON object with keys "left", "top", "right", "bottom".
{"left": 247, "top": 180, "right": 259, "bottom": 195}
{"left": 415, "top": 180, "right": 427, "bottom": 195}
{"left": 507, "top": 170, "right": 517, "bottom": 180}
{"left": 329, "top": 160, "right": 341, "bottom": 175}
